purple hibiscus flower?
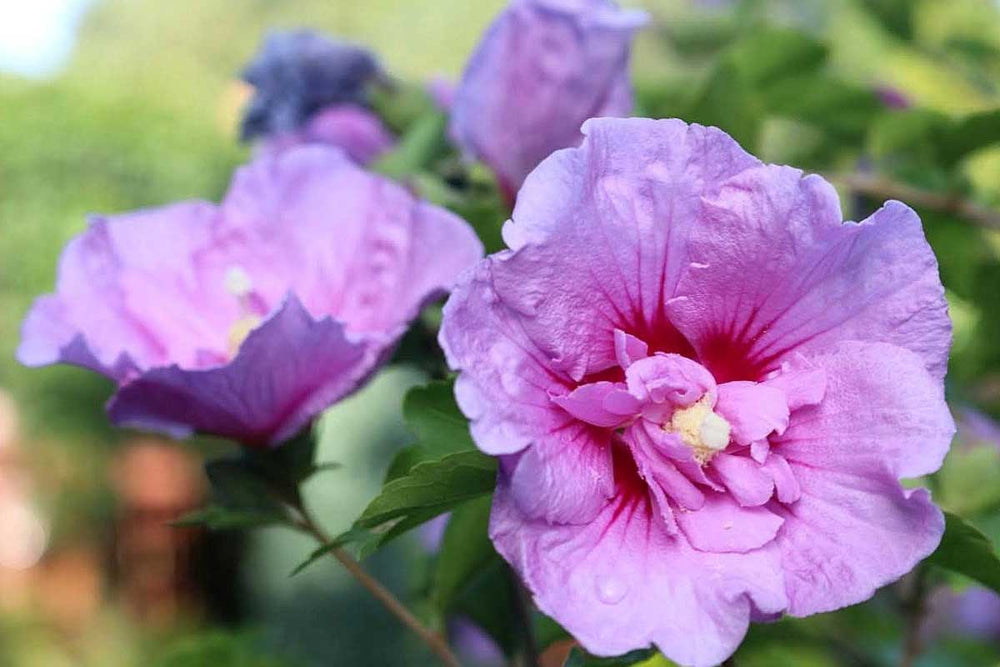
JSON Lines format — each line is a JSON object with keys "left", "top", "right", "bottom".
{"left": 439, "top": 118, "right": 954, "bottom": 666}
{"left": 19, "top": 146, "right": 483, "bottom": 447}
{"left": 450, "top": 0, "right": 647, "bottom": 201}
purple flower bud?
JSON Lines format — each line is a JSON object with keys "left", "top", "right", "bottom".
{"left": 450, "top": 0, "right": 648, "bottom": 197}
{"left": 240, "top": 30, "right": 380, "bottom": 141}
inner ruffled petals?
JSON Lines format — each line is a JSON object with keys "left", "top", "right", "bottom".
{"left": 549, "top": 338, "right": 820, "bottom": 553}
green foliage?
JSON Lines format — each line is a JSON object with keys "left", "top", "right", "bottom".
{"left": 938, "top": 446, "right": 1000, "bottom": 517}
{"left": 430, "top": 495, "right": 494, "bottom": 613}
{"left": 372, "top": 110, "right": 449, "bottom": 179}
{"left": 928, "top": 512, "right": 1000, "bottom": 594}
{"left": 401, "top": 379, "right": 477, "bottom": 457}
{"left": 153, "top": 631, "right": 292, "bottom": 667}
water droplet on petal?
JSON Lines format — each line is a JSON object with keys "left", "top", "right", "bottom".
{"left": 595, "top": 574, "right": 629, "bottom": 605}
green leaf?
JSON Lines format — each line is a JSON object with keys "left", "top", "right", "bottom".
{"left": 359, "top": 450, "right": 496, "bottom": 529}
{"left": 403, "top": 379, "right": 476, "bottom": 457}
{"left": 927, "top": 512, "right": 1000, "bottom": 594}
{"left": 173, "top": 505, "right": 288, "bottom": 531}
{"left": 685, "top": 59, "right": 762, "bottom": 151}
{"left": 860, "top": 0, "right": 915, "bottom": 40}
{"left": 431, "top": 495, "right": 496, "bottom": 612}
{"left": 318, "top": 451, "right": 497, "bottom": 566}
{"left": 177, "top": 456, "right": 296, "bottom": 531}
{"left": 246, "top": 427, "right": 337, "bottom": 489}
{"left": 940, "top": 109, "right": 1000, "bottom": 166}
{"left": 205, "top": 459, "right": 291, "bottom": 520}
{"left": 450, "top": 558, "right": 518, "bottom": 656}
{"left": 372, "top": 110, "right": 448, "bottom": 179}
{"left": 761, "top": 75, "right": 881, "bottom": 142}
{"left": 728, "top": 28, "right": 827, "bottom": 86}
{"left": 563, "top": 647, "right": 660, "bottom": 667}
{"left": 938, "top": 445, "right": 1000, "bottom": 517}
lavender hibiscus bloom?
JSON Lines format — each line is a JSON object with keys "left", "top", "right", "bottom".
{"left": 450, "top": 0, "right": 647, "bottom": 200}
{"left": 19, "top": 146, "right": 483, "bottom": 446}
{"left": 440, "top": 118, "right": 954, "bottom": 666}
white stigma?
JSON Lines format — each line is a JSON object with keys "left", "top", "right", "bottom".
{"left": 666, "top": 396, "right": 732, "bottom": 464}
{"left": 224, "top": 266, "right": 254, "bottom": 298}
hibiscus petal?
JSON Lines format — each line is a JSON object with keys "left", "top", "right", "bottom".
{"left": 762, "top": 453, "right": 801, "bottom": 504}
{"left": 507, "top": 422, "right": 615, "bottom": 524}
{"left": 491, "top": 481, "right": 787, "bottom": 667}
{"left": 18, "top": 202, "right": 226, "bottom": 376}
{"left": 776, "top": 341, "right": 954, "bottom": 480}
{"left": 710, "top": 453, "right": 774, "bottom": 507}
{"left": 670, "top": 165, "right": 951, "bottom": 381}
{"left": 614, "top": 328, "right": 648, "bottom": 368}
{"left": 715, "top": 381, "right": 790, "bottom": 445}
{"left": 551, "top": 381, "right": 638, "bottom": 428}
{"left": 488, "top": 119, "right": 760, "bottom": 381}
{"left": 440, "top": 258, "right": 579, "bottom": 456}
{"left": 763, "top": 353, "right": 826, "bottom": 411}
{"left": 107, "top": 295, "right": 372, "bottom": 446}
{"left": 676, "top": 492, "right": 783, "bottom": 553}
{"left": 774, "top": 464, "right": 943, "bottom": 616}
{"left": 449, "top": 0, "right": 647, "bottom": 192}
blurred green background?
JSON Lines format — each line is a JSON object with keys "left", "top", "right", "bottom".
{"left": 2, "top": 0, "right": 1000, "bottom": 665}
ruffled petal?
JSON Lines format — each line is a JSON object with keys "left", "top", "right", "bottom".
{"left": 491, "top": 119, "right": 760, "bottom": 380}
{"left": 670, "top": 165, "right": 951, "bottom": 381}
{"left": 107, "top": 295, "right": 374, "bottom": 446}
{"left": 676, "top": 492, "right": 783, "bottom": 553}
{"left": 715, "top": 381, "right": 789, "bottom": 445}
{"left": 491, "top": 480, "right": 787, "bottom": 667}
{"left": 774, "top": 464, "right": 943, "bottom": 616}
{"left": 506, "top": 421, "right": 615, "bottom": 524}
{"left": 775, "top": 341, "right": 954, "bottom": 480}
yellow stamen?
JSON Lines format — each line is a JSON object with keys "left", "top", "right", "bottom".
{"left": 665, "top": 395, "right": 731, "bottom": 464}
{"left": 227, "top": 315, "right": 260, "bottom": 357}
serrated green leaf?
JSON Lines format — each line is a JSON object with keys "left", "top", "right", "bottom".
{"left": 384, "top": 444, "right": 430, "bottom": 483}
{"left": 324, "top": 451, "right": 497, "bottom": 563}
{"left": 927, "top": 512, "right": 1000, "bottom": 594}
{"left": 431, "top": 495, "right": 496, "bottom": 612}
{"left": 359, "top": 450, "right": 496, "bottom": 528}
{"left": 563, "top": 647, "right": 660, "bottom": 667}
{"left": 403, "top": 379, "right": 476, "bottom": 457}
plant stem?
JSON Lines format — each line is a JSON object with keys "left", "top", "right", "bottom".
{"left": 829, "top": 172, "right": 1000, "bottom": 231}
{"left": 295, "top": 508, "right": 462, "bottom": 667}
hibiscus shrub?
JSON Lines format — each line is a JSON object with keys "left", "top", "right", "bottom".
{"left": 15, "top": 1, "right": 1000, "bottom": 666}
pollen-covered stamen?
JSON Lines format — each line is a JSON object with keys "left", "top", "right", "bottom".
{"left": 224, "top": 266, "right": 262, "bottom": 356}
{"left": 665, "top": 395, "right": 731, "bottom": 465}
